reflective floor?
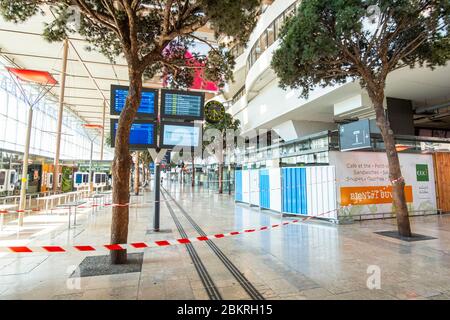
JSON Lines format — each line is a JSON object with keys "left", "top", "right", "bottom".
{"left": 1, "top": 182, "right": 450, "bottom": 300}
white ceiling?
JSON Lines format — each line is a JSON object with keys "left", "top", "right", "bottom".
{"left": 0, "top": 7, "right": 217, "bottom": 137}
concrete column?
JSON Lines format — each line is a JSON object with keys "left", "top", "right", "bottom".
{"left": 100, "top": 100, "right": 106, "bottom": 161}
{"left": 18, "top": 107, "right": 33, "bottom": 226}
{"left": 53, "top": 38, "right": 69, "bottom": 193}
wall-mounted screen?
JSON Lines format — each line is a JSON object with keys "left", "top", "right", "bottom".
{"left": 161, "top": 89, "right": 205, "bottom": 120}
{"left": 110, "top": 119, "right": 157, "bottom": 149}
{"left": 160, "top": 122, "right": 202, "bottom": 149}
{"left": 0, "top": 171, "right": 5, "bottom": 186}
{"left": 110, "top": 84, "right": 157, "bottom": 118}
{"left": 75, "top": 173, "right": 83, "bottom": 185}
{"left": 339, "top": 119, "right": 372, "bottom": 151}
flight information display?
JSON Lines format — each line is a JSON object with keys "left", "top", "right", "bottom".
{"left": 161, "top": 89, "right": 205, "bottom": 120}
{"left": 110, "top": 120, "right": 156, "bottom": 149}
{"left": 110, "top": 85, "right": 157, "bottom": 118}
{"left": 161, "top": 123, "right": 201, "bottom": 148}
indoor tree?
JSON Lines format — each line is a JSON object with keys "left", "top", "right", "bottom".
{"left": 139, "top": 149, "right": 152, "bottom": 186}
{"left": 204, "top": 113, "right": 240, "bottom": 194}
{"left": 133, "top": 151, "right": 140, "bottom": 195}
{"left": 272, "top": 0, "right": 449, "bottom": 237}
{"left": 1, "top": 0, "right": 261, "bottom": 263}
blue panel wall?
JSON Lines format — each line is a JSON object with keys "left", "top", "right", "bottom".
{"left": 282, "top": 168, "right": 308, "bottom": 215}
{"left": 235, "top": 170, "right": 243, "bottom": 202}
{"left": 300, "top": 168, "right": 307, "bottom": 215}
{"left": 259, "top": 169, "right": 270, "bottom": 209}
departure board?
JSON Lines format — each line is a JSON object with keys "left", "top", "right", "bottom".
{"left": 110, "top": 119, "right": 156, "bottom": 149}
{"left": 161, "top": 123, "right": 201, "bottom": 148}
{"left": 161, "top": 89, "right": 205, "bottom": 120}
{"left": 110, "top": 85, "right": 157, "bottom": 118}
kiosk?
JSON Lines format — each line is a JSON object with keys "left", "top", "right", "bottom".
{"left": 7, "top": 170, "right": 17, "bottom": 192}
{"left": 0, "top": 169, "right": 7, "bottom": 192}
{"left": 47, "top": 173, "right": 53, "bottom": 190}
{"left": 74, "top": 172, "right": 88, "bottom": 189}
{"left": 93, "top": 172, "right": 107, "bottom": 189}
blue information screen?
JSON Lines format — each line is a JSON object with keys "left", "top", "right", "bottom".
{"left": 75, "top": 174, "right": 83, "bottom": 184}
{"left": 112, "top": 121, "right": 156, "bottom": 147}
{"left": 162, "top": 124, "right": 200, "bottom": 148}
{"left": 111, "top": 85, "right": 156, "bottom": 117}
{"left": 162, "top": 90, "right": 204, "bottom": 119}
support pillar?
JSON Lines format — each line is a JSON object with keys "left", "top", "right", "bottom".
{"left": 18, "top": 107, "right": 33, "bottom": 226}
{"left": 153, "top": 162, "right": 161, "bottom": 231}
{"left": 100, "top": 100, "right": 106, "bottom": 161}
{"left": 53, "top": 38, "right": 69, "bottom": 193}
{"left": 89, "top": 139, "right": 93, "bottom": 193}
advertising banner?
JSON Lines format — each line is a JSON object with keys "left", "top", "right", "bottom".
{"left": 329, "top": 151, "right": 437, "bottom": 217}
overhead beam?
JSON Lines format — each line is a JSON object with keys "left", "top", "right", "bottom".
{"left": 1, "top": 50, "right": 128, "bottom": 67}
{"left": 50, "top": 72, "right": 129, "bottom": 83}
{"left": 53, "top": 38, "right": 69, "bottom": 192}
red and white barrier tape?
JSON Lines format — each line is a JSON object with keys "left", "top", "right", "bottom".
{"left": 0, "top": 207, "right": 341, "bottom": 254}
{"left": 0, "top": 221, "right": 297, "bottom": 253}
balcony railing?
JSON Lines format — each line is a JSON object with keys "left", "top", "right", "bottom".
{"left": 231, "top": 86, "right": 246, "bottom": 106}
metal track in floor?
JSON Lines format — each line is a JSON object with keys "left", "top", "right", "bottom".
{"left": 161, "top": 191, "right": 222, "bottom": 300}
{"left": 162, "top": 187, "right": 265, "bottom": 300}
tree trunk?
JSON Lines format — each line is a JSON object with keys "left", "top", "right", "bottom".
{"left": 142, "top": 163, "right": 147, "bottom": 187}
{"left": 110, "top": 70, "right": 143, "bottom": 264}
{"left": 134, "top": 152, "right": 140, "bottom": 195}
{"left": 370, "top": 91, "right": 412, "bottom": 237}
{"left": 218, "top": 163, "right": 223, "bottom": 194}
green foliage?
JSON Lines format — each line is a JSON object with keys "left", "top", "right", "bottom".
{"left": 0, "top": 0, "right": 41, "bottom": 23}
{"left": 272, "top": 0, "right": 450, "bottom": 98}
{"left": 202, "top": 0, "right": 261, "bottom": 44}
{"left": 139, "top": 149, "right": 152, "bottom": 166}
{"left": 205, "top": 112, "right": 240, "bottom": 134}
{"left": 105, "top": 135, "right": 112, "bottom": 148}
{"left": 61, "top": 166, "right": 72, "bottom": 192}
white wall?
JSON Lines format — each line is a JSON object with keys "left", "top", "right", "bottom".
{"left": 274, "top": 120, "right": 337, "bottom": 141}
{"left": 230, "top": 77, "right": 344, "bottom": 134}
{"left": 329, "top": 151, "right": 437, "bottom": 217}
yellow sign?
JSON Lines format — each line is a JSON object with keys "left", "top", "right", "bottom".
{"left": 21, "top": 178, "right": 27, "bottom": 182}
{"left": 340, "top": 185, "right": 413, "bottom": 206}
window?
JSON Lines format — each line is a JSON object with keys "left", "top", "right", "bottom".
{"left": 254, "top": 40, "right": 261, "bottom": 60}
{"left": 267, "top": 22, "right": 275, "bottom": 46}
{"left": 285, "top": 4, "right": 296, "bottom": 19}
{"left": 275, "top": 14, "right": 284, "bottom": 40}
{"left": 245, "top": 1, "right": 300, "bottom": 71}
{"left": 260, "top": 31, "right": 268, "bottom": 52}
{"left": 0, "top": 171, "right": 5, "bottom": 185}
{"left": 0, "top": 72, "right": 113, "bottom": 161}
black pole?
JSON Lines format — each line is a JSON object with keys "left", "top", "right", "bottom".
{"left": 153, "top": 162, "right": 161, "bottom": 231}
{"left": 228, "top": 166, "right": 231, "bottom": 195}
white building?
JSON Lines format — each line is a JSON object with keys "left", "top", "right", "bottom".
{"left": 223, "top": 0, "right": 450, "bottom": 142}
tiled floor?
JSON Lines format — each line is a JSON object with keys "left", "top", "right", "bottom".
{"left": 1, "top": 182, "right": 450, "bottom": 300}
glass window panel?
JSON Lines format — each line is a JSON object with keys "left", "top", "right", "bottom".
{"left": 267, "top": 22, "right": 275, "bottom": 46}
{"left": 260, "top": 31, "right": 268, "bottom": 52}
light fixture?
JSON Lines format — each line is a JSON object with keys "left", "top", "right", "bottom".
{"left": 83, "top": 124, "right": 104, "bottom": 129}
{"left": 395, "top": 144, "right": 413, "bottom": 152}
